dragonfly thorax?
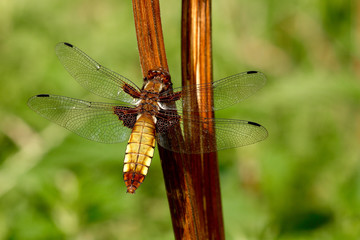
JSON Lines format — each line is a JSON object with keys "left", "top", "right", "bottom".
{"left": 137, "top": 99, "right": 160, "bottom": 115}
{"left": 136, "top": 77, "right": 169, "bottom": 115}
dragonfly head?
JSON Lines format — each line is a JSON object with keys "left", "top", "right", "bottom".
{"left": 146, "top": 68, "right": 172, "bottom": 90}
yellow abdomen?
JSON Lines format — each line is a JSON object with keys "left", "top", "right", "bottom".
{"left": 123, "top": 113, "right": 156, "bottom": 193}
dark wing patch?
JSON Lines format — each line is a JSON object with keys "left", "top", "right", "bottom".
{"left": 113, "top": 106, "right": 138, "bottom": 129}
{"left": 155, "top": 110, "right": 181, "bottom": 133}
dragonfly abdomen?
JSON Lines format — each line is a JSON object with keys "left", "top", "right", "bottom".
{"left": 123, "top": 113, "right": 156, "bottom": 194}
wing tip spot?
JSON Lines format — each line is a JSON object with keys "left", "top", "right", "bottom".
{"left": 64, "top": 42, "right": 73, "bottom": 48}
{"left": 247, "top": 71, "right": 258, "bottom": 74}
{"left": 36, "top": 94, "right": 50, "bottom": 97}
{"left": 248, "top": 121, "right": 261, "bottom": 127}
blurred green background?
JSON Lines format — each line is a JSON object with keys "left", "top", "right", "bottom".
{"left": 0, "top": 0, "right": 359, "bottom": 239}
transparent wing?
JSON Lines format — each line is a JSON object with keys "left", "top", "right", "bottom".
{"left": 55, "top": 42, "right": 140, "bottom": 104}
{"left": 156, "top": 115, "right": 268, "bottom": 153}
{"left": 160, "top": 71, "right": 266, "bottom": 112}
{"left": 27, "top": 94, "right": 135, "bottom": 143}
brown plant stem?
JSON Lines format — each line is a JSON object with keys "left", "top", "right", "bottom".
{"left": 132, "top": 0, "right": 168, "bottom": 74}
{"left": 132, "top": 0, "right": 224, "bottom": 239}
{"left": 180, "top": 0, "right": 225, "bottom": 239}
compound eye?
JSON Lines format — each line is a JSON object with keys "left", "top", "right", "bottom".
{"left": 147, "top": 68, "right": 171, "bottom": 82}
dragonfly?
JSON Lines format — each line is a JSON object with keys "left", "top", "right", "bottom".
{"left": 28, "top": 42, "right": 268, "bottom": 194}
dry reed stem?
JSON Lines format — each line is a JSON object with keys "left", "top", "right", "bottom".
{"left": 132, "top": 1, "right": 224, "bottom": 239}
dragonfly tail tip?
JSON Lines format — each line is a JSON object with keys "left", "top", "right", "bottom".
{"left": 126, "top": 186, "right": 137, "bottom": 194}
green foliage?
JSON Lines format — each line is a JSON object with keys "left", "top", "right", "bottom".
{"left": 0, "top": 0, "right": 359, "bottom": 239}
